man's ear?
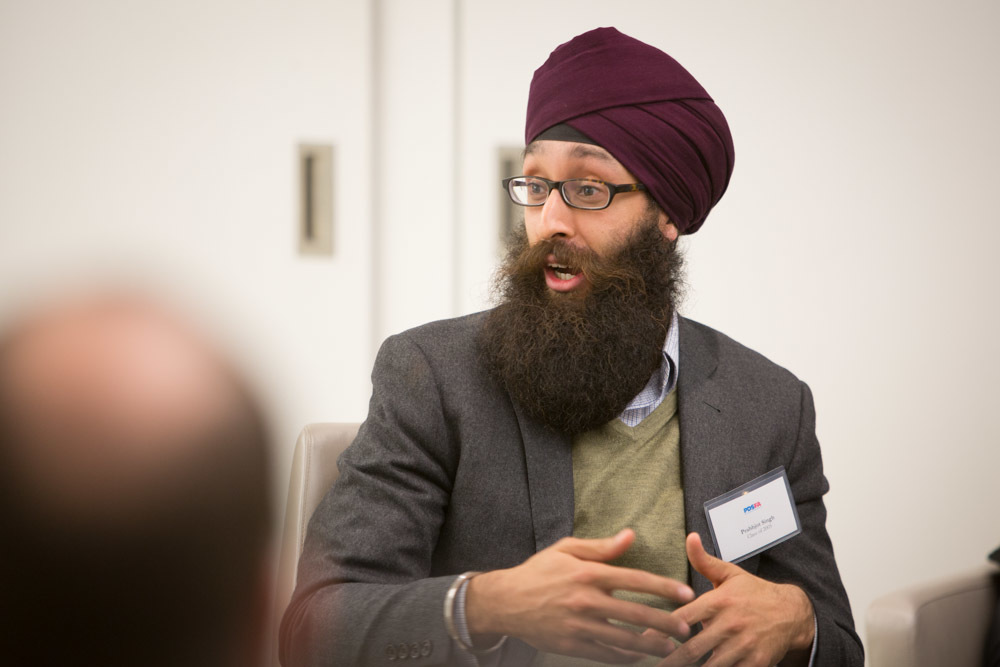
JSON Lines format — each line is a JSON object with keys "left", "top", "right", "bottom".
{"left": 658, "top": 213, "right": 679, "bottom": 242}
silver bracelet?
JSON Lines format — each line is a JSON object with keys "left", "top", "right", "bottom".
{"left": 443, "top": 571, "right": 508, "bottom": 654}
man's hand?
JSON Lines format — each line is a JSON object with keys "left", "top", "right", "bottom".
{"left": 466, "top": 529, "right": 695, "bottom": 663}
{"left": 650, "top": 533, "right": 815, "bottom": 667}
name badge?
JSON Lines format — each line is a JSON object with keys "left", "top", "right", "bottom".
{"left": 703, "top": 467, "right": 801, "bottom": 563}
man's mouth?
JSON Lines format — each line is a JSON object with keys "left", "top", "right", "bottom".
{"left": 543, "top": 255, "right": 587, "bottom": 292}
{"left": 549, "top": 263, "right": 579, "bottom": 281}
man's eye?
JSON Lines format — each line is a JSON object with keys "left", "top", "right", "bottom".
{"left": 571, "top": 182, "right": 607, "bottom": 200}
{"left": 528, "top": 181, "right": 547, "bottom": 195}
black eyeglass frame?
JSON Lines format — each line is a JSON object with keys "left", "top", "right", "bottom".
{"left": 501, "top": 175, "right": 647, "bottom": 211}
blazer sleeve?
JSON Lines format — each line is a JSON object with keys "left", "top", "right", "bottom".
{"left": 279, "top": 333, "right": 473, "bottom": 667}
{"left": 760, "top": 381, "right": 864, "bottom": 667}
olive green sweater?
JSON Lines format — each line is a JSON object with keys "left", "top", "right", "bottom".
{"left": 533, "top": 391, "right": 687, "bottom": 667}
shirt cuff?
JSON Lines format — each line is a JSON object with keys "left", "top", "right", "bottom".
{"left": 805, "top": 615, "right": 818, "bottom": 666}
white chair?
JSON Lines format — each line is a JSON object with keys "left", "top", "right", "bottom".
{"left": 272, "top": 422, "right": 360, "bottom": 665}
{"left": 866, "top": 563, "right": 998, "bottom": 667}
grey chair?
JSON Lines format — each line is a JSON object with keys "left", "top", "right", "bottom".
{"left": 866, "top": 563, "right": 998, "bottom": 667}
{"left": 272, "top": 422, "right": 360, "bottom": 665}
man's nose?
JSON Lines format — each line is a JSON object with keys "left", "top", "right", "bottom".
{"left": 535, "top": 188, "right": 576, "bottom": 240}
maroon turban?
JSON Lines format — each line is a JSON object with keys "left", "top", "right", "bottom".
{"left": 526, "top": 27, "right": 734, "bottom": 235}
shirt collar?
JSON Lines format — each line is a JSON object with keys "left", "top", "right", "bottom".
{"left": 621, "top": 311, "right": 680, "bottom": 417}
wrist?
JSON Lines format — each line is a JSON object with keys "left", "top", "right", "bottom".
{"left": 444, "top": 571, "right": 507, "bottom": 654}
{"left": 465, "top": 569, "right": 506, "bottom": 638}
{"left": 782, "top": 584, "right": 816, "bottom": 651}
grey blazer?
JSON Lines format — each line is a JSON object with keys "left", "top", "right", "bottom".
{"left": 280, "top": 313, "right": 863, "bottom": 666}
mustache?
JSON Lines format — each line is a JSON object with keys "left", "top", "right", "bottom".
{"left": 498, "top": 233, "right": 658, "bottom": 299}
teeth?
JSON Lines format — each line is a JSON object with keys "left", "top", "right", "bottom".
{"left": 549, "top": 263, "right": 576, "bottom": 281}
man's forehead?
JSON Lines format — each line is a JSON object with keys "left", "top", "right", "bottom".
{"left": 523, "top": 140, "right": 621, "bottom": 165}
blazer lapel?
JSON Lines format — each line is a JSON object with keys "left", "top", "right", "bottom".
{"left": 512, "top": 402, "right": 575, "bottom": 553}
{"left": 676, "top": 317, "right": 730, "bottom": 595}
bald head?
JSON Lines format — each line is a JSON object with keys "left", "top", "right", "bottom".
{"left": 1, "top": 298, "right": 257, "bottom": 517}
{"left": 0, "top": 295, "right": 271, "bottom": 666}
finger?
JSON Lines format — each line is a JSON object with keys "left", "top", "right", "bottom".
{"left": 686, "top": 532, "right": 735, "bottom": 587}
{"left": 699, "top": 644, "right": 746, "bottom": 667}
{"left": 671, "top": 594, "right": 710, "bottom": 627}
{"left": 641, "top": 628, "right": 679, "bottom": 655}
{"left": 660, "top": 612, "right": 729, "bottom": 667}
{"left": 641, "top": 628, "right": 670, "bottom": 641}
{"left": 656, "top": 618, "right": 725, "bottom": 667}
{"left": 567, "top": 642, "right": 645, "bottom": 664}
{"left": 586, "top": 563, "right": 695, "bottom": 605}
{"left": 542, "top": 626, "right": 650, "bottom": 665}
{"left": 579, "top": 619, "right": 678, "bottom": 659}
{"left": 591, "top": 597, "right": 692, "bottom": 641}
{"left": 555, "top": 528, "right": 636, "bottom": 562}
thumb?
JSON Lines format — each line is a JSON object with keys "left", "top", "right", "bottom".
{"left": 555, "top": 528, "right": 635, "bottom": 562}
{"left": 686, "top": 532, "right": 736, "bottom": 586}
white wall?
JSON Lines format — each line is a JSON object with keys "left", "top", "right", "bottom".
{"left": 0, "top": 0, "right": 375, "bottom": 493}
{"left": 375, "top": 0, "right": 459, "bottom": 338}
{"left": 3, "top": 0, "right": 999, "bottom": 660}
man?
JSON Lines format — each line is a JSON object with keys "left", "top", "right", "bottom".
{"left": 282, "top": 27, "right": 862, "bottom": 666}
{"left": 0, "top": 294, "right": 272, "bottom": 667}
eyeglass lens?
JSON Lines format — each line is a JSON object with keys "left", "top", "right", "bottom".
{"left": 508, "top": 177, "right": 611, "bottom": 209}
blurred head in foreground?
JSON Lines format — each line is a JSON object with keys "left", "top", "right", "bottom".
{"left": 0, "top": 294, "right": 272, "bottom": 667}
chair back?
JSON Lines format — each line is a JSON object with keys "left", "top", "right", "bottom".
{"left": 866, "top": 563, "right": 999, "bottom": 667}
{"left": 274, "top": 423, "right": 360, "bottom": 631}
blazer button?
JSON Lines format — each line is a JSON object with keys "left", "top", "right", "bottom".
{"left": 421, "top": 639, "right": 433, "bottom": 657}
{"left": 409, "top": 642, "right": 421, "bottom": 659}
{"left": 397, "top": 643, "right": 409, "bottom": 660}
{"left": 385, "top": 644, "right": 397, "bottom": 661}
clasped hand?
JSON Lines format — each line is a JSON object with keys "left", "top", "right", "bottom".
{"left": 465, "top": 530, "right": 815, "bottom": 666}
{"left": 466, "top": 529, "right": 692, "bottom": 663}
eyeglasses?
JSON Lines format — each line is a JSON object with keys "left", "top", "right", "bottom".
{"left": 502, "top": 176, "right": 647, "bottom": 211}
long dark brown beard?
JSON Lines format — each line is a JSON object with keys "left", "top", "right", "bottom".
{"left": 479, "top": 211, "right": 684, "bottom": 435}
